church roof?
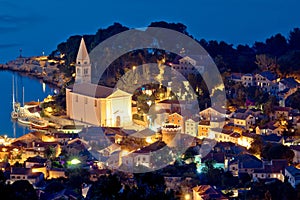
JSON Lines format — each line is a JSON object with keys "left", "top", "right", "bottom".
{"left": 76, "top": 37, "right": 90, "bottom": 64}
{"left": 68, "top": 83, "right": 114, "bottom": 98}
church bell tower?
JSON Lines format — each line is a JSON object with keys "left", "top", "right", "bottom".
{"left": 75, "top": 37, "right": 91, "bottom": 84}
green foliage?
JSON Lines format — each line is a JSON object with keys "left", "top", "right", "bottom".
{"left": 86, "top": 174, "right": 122, "bottom": 200}
{"left": 244, "top": 180, "right": 296, "bottom": 200}
{"left": 202, "top": 159, "right": 224, "bottom": 186}
{"left": 249, "top": 135, "right": 264, "bottom": 155}
{"left": 286, "top": 89, "right": 300, "bottom": 110}
{"left": 261, "top": 143, "right": 295, "bottom": 162}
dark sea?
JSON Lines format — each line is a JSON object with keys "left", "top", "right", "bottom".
{"left": 0, "top": 70, "right": 55, "bottom": 138}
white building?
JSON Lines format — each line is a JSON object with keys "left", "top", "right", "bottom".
{"left": 241, "top": 73, "right": 254, "bottom": 87}
{"left": 185, "top": 118, "right": 198, "bottom": 137}
{"left": 170, "top": 55, "right": 205, "bottom": 76}
{"left": 66, "top": 38, "right": 132, "bottom": 127}
{"left": 285, "top": 166, "right": 300, "bottom": 188}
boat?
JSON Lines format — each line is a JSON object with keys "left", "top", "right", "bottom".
{"left": 30, "top": 119, "right": 49, "bottom": 130}
{"left": 17, "top": 117, "right": 31, "bottom": 125}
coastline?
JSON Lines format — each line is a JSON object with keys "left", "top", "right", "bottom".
{"left": 0, "top": 56, "right": 70, "bottom": 89}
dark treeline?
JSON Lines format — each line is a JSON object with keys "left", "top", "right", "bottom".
{"left": 50, "top": 21, "right": 300, "bottom": 77}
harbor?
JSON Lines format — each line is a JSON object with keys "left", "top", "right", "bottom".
{"left": 0, "top": 70, "right": 56, "bottom": 138}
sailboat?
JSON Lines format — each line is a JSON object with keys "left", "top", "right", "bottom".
{"left": 11, "top": 76, "right": 19, "bottom": 119}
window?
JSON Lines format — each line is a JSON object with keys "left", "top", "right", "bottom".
{"left": 94, "top": 100, "right": 97, "bottom": 107}
{"left": 84, "top": 68, "right": 89, "bottom": 75}
{"left": 77, "top": 68, "right": 81, "bottom": 74}
{"left": 75, "top": 95, "right": 78, "bottom": 102}
{"left": 84, "top": 97, "right": 88, "bottom": 104}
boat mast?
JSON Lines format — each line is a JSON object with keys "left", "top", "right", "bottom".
{"left": 22, "top": 86, "right": 25, "bottom": 106}
{"left": 15, "top": 77, "right": 18, "bottom": 103}
{"left": 12, "top": 76, "right": 15, "bottom": 111}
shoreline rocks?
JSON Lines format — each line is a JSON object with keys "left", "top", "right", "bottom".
{"left": 0, "top": 56, "right": 70, "bottom": 88}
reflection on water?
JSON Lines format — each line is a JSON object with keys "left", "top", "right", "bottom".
{"left": 0, "top": 70, "right": 55, "bottom": 138}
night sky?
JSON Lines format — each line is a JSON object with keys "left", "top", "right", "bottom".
{"left": 0, "top": 0, "right": 299, "bottom": 63}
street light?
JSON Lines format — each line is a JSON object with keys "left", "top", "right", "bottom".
{"left": 184, "top": 193, "right": 191, "bottom": 200}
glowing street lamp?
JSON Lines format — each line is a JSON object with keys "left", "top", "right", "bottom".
{"left": 184, "top": 193, "right": 191, "bottom": 200}
{"left": 70, "top": 158, "right": 81, "bottom": 165}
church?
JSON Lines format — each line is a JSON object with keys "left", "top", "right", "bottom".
{"left": 66, "top": 38, "right": 132, "bottom": 127}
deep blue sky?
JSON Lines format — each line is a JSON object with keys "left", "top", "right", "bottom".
{"left": 0, "top": 0, "right": 299, "bottom": 63}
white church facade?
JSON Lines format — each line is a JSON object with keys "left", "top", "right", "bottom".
{"left": 66, "top": 38, "right": 132, "bottom": 127}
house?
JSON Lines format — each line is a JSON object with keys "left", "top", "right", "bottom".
{"left": 7, "top": 167, "right": 44, "bottom": 186}
{"left": 185, "top": 118, "right": 199, "bottom": 137}
{"left": 198, "top": 121, "right": 210, "bottom": 138}
{"left": 271, "top": 106, "right": 292, "bottom": 121}
{"left": 48, "top": 168, "right": 67, "bottom": 179}
{"left": 200, "top": 107, "right": 226, "bottom": 121}
{"left": 150, "top": 109, "right": 169, "bottom": 131}
{"left": 192, "top": 185, "right": 228, "bottom": 200}
{"left": 229, "top": 73, "right": 243, "bottom": 82}
{"left": 66, "top": 38, "right": 132, "bottom": 127}
{"left": 285, "top": 166, "right": 300, "bottom": 188}
{"left": 130, "top": 128, "right": 158, "bottom": 144}
{"left": 252, "top": 159, "right": 287, "bottom": 182}
{"left": 255, "top": 71, "right": 278, "bottom": 93}
{"left": 168, "top": 112, "right": 185, "bottom": 133}
{"left": 121, "top": 141, "right": 167, "bottom": 169}
{"left": 241, "top": 73, "right": 254, "bottom": 87}
{"left": 77, "top": 127, "right": 112, "bottom": 152}
{"left": 256, "top": 122, "right": 284, "bottom": 136}
{"left": 230, "top": 113, "right": 255, "bottom": 130}
{"left": 170, "top": 55, "right": 206, "bottom": 76}
{"left": 238, "top": 133, "right": 255, "bottom": 149}
{"left": 25, "top": 155, "right": 47, "bottom": 168}
{"left": 279, "top": 77, "right": 300, "bottom": 92}
{"left": 261, "top": 134, "right": 283, "bottom": 144}
{"left": 232, "top": 154, "right": 263, "bottom": 176}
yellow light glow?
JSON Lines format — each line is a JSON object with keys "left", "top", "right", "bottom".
{"left": 184, "top": 194, "right": 191, "bottom": 200}
{"left": 70, "top": 158, "right": 81, "bottom": 165}
{"left": 121, "top": 150, "right": 129, "bottom": 157}
{"left": 146, "top": 137, "right": 153, "bottom": 144}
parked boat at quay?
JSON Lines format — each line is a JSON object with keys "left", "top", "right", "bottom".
{"left": 0, "top": 70, "right": 55, "bottom": 138}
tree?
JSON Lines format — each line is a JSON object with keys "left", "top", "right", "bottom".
{"left": 288, "top": 28, "right": 300, "bottom": 50}
{"left": 261, "top": 143, "right": 294, "bottom": 162}
{"left": 86, "top": 174, "right": 122, "bottom": 200}
{"left": 286, "top": 89, "right": 300, "bottom": 110}
{"left": 255, "top": 54, "right": 278, "bottom": 72}
{"left": 249, "top": 135, "right": 264, "bottom": 156}
{"left": 45, "top": 145, "right": 56, "bottom": 160}
{"left": 263, "top": 95, "right": 277, "bottom": 115}
{"left": 202, "top": 159, "right": 223, "bottom": 186}
{"left": 11, "top": 180, "right": 38, "bottom": 200}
